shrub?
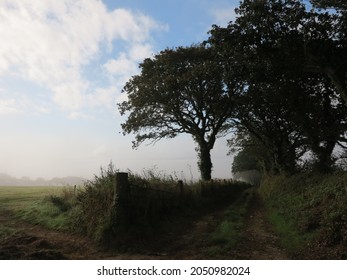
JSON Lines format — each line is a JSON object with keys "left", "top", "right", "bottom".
{"left": 70, "top": 163, "right": 117, "bottom": 242}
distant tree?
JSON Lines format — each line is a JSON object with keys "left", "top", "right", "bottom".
{"left": 229, "top": 129, "right": 276, "bottom": 174}
{"left": 232, "top": 151, "right": 258, "bottom": 174}
{"left": 231, "top": 146, "right": 261, "bottom": 174}
{"left": 118, "top": 45, "right": 243, "bottom": 181}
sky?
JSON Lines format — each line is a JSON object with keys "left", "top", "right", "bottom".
{"left": 0, "top": 0, "right": 240, "bottom": 181}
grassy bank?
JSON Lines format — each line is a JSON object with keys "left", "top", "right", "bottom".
{"left": 259, "top": 172, "right": 347, "bottom": 259}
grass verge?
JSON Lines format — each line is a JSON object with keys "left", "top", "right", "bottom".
{"left": 259, "top": 172, "right": 347, "bottom": 259}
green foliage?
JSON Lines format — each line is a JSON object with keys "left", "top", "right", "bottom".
{"left": 70, "top": 163, "right": 117, "bottom": 242}
{"left": 229, "top": 130, "right": 272, "bottom": 174}
{"left": 232, "top": 150, "right": 259, "bottom": 174}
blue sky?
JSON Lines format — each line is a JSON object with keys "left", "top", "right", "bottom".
{"left": 0, "top": 0, "right": 239, "bottom": 180}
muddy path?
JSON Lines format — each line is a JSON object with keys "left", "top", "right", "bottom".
{"left": 0, "top": 191, "right": 288, "bottom": 260}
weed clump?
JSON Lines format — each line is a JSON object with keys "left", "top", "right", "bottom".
{"left": 48, "top": 195, "right": 72, "bottom": 212}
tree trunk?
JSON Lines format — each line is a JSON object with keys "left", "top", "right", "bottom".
{"left": 197, "top": 144, "right": 213, "bottom": 181}
{"left": 305, "top": 50, "right": 347, "bottom": 105}
{"left": 324, "top": 67, "right": 347, "bottom": 106}
{"left": 313, "top": 140, "right": 336, "bottom": 173}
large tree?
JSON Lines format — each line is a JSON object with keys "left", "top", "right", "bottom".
{"left": 209, "top": 0, "right": 308, "bottom": 174}
{"left": 118, "top": 45, "right": 242, "bottom": 180}
{"left": 293, "top": 75, "right": 347, "bottom": 172}
{"left": 209, "top": 0, "right": 347, "bottom": 173}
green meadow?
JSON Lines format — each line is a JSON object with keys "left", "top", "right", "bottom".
{"left": 0, "top": 186, "right": 73, "bottom": 232}
{"left": 0, "top": 186, "right": 63, "bottom": 211}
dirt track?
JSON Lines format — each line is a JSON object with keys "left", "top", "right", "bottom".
{"left": 231, "top": 193, "right": 288, "bottom": 259}
{"left": 0, "top": 192, "right": 287, "bottom": 260}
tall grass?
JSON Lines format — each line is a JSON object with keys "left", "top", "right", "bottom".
{"left": 70, "top": 164, "right": 117, "bottom": 242}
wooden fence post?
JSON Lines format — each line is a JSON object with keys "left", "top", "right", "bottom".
{"left": 114, "top": 172, "right": 129, "bottom": 201}
{"left": 178, "top": 180, "right": 184, "bottom": 195}
{"left": 113, "top": 172, "right": 129, "bottom": 226}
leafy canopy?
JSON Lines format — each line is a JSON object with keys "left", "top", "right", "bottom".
{"left": 118, "top": 44, "right": 239, "bottom": 149}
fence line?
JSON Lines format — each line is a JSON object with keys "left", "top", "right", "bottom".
{"left": 113, "top": 172, "right": 189, "bottom": 224}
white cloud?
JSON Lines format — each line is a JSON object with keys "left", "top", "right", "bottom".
{"left": 102, "top": 44, "right": 154, "bottom": 106}
{"left": 68, "top": 111, "right": 95, "bottom": 120}
{"left": 211, "top": 7, "right": 237, "bottom": 26}
{"left": 103, "top": 43, "right": 153, "bottom": 80}
{"left": 0, "top": 99, "right": 19, "bottom": 115}
{"left": 0, "top": 89, "right": 51, "bottom": 116}
{"left": 86, "top": 86, "right": 117, "bottom": 109}
{"left": 0, "top": 91, "right": 34, "bottom": 115}
{"left": 34, "top": 105, "right": 50, "bottom": 115}
{"left": 129, "top": 44, "right": 154, "bottom": 61}
{"left": 104, "top": 53, "right": 138, "bottom": 78}
{"left": 91, "top": 145, "right": 109, "bottom": 157}
{"left": 0, "top": 0, "right": 165, "bottom": 116}
{"left": 52, "top": 83, "right": 86, "bottom": 112}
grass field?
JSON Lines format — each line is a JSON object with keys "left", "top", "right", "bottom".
{"left": 0, "top": 186, "right": 73, "bottom": 231}
{"left": 0, "top": 186, "right": 63, "bottom": 210}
